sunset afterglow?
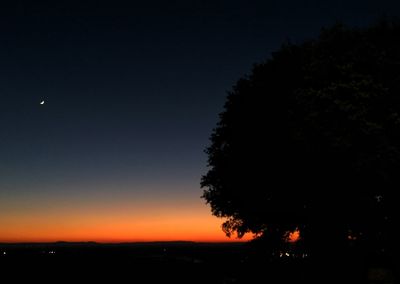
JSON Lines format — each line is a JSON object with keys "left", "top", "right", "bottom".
{"left": 0, "top": 188, "right": 250, "bottom": 243}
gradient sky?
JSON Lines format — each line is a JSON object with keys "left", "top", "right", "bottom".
{"left": 1, "top": 0, "right": 400, "bottom": 242}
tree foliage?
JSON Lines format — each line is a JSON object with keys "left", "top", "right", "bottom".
{"left": 201, "top": 21, "right": 399, "bottom": 255}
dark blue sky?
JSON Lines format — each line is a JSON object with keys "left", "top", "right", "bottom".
{"left": 1, "top": 0, "right": 400, "bottom": 242}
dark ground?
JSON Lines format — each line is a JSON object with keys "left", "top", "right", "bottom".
{"left": 0, "top": 242, "right": 396, "bottom": 283}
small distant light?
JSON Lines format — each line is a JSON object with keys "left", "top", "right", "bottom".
{"left": 40, "top": 100, "right": 45, "bottom": 105}
{"left": 2, "top": 252, "right": 6, "bottom": 255}
{"left": 285, "top": 252, "right": 290, "bottom": 257}
{"left": 348, "top": 234, "right": 357, "bottom": 241}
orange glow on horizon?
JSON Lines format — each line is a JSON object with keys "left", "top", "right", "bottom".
{"left": 287, "top": 229, "right": 300, "bottom": 243}
{"left": 0, "top": 197, "right": 252, "bottom": 243}
{"left": 0, "top": 215, "right": 252, "bottom": 243}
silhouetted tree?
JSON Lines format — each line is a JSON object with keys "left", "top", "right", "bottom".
{"left": 201, "top": 20, "right": 398, "bottom": 259}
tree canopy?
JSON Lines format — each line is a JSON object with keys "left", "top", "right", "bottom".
{"left": 201, "top": 21, "right": 398, "bottom": 257}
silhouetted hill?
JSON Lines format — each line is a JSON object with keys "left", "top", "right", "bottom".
{"left": 1, "top": 241, "right": 395, "bottom": 283}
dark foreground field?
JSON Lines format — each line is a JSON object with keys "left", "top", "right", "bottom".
{"left": 0, "top": 242, "right": 396, "bottom": 283}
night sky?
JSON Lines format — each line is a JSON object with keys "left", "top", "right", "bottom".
{"left": 1, "top": 1, "right": 400, "bottom": 242}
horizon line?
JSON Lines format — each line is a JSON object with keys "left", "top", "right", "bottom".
{"left": 0, "top": 240, "right": 248, "bottom": 245}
